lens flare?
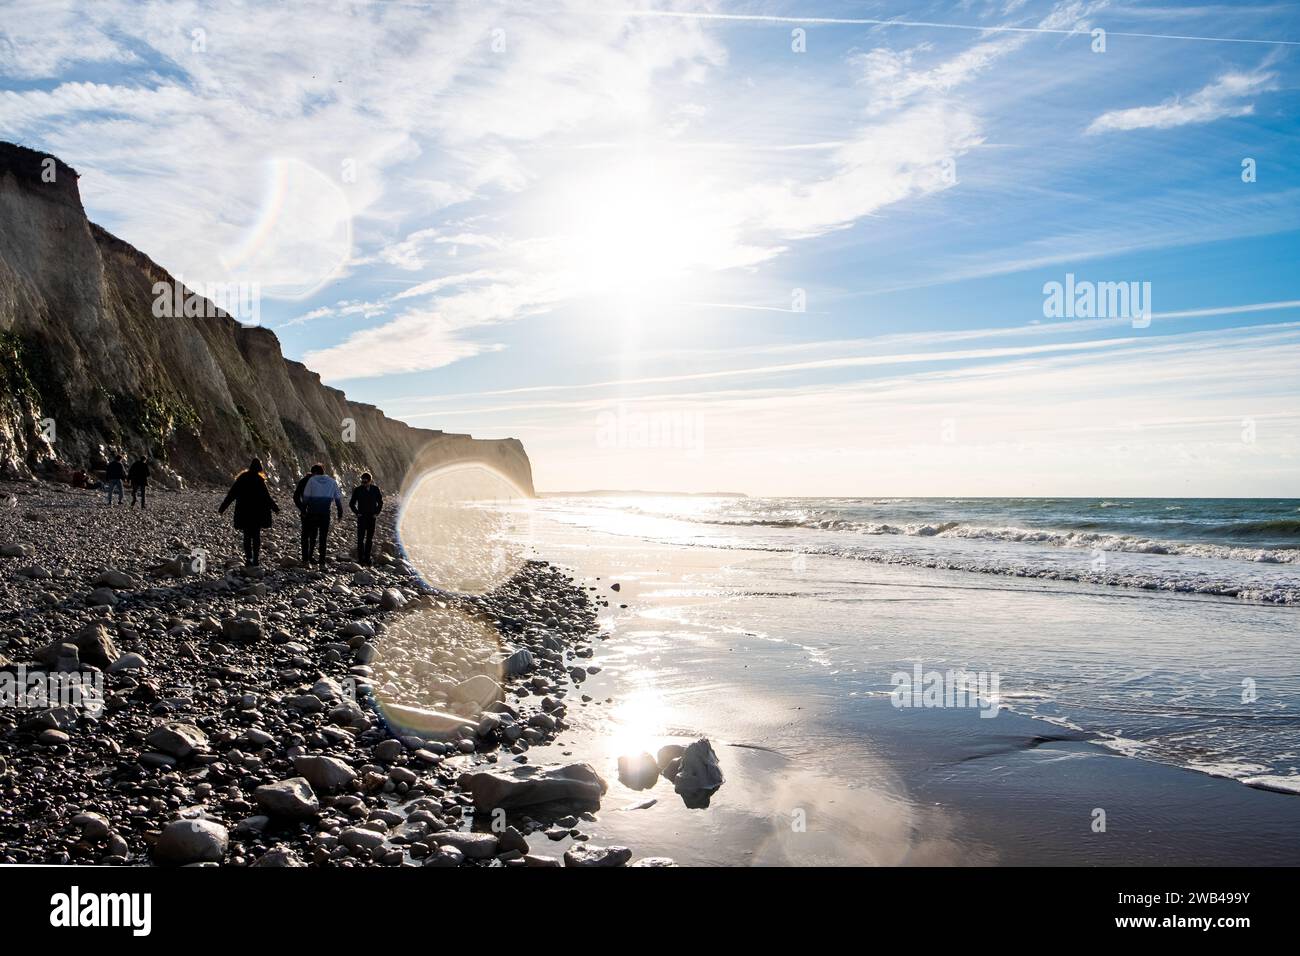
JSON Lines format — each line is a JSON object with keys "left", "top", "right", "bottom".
{"left": 369, "top": 602, "right": 504, "bottom": 741}
{"left": 397, "top": 461, "right": 536, "bottom": 596}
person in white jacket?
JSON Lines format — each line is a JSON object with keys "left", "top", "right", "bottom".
{"left": 292, "top": 463, "right": 344, "bottom": 565}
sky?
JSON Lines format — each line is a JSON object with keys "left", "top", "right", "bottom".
{"left": 2, "top": 0, "right": 1298, "bottom": 496}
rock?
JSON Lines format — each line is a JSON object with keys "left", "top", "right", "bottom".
{"left": 449, "top": 674, "right": 502, "bottom": 709}
{"left": 292, "top": 754, "right": 357, "bottom": 792}
{"left": 380, "top": 702, "right": 476, "bottom": 741}
{"left": 145, "top": 721, "right": 207, "bottom": 759}
{"left": 617, "top": 752, "right": 659, "bottom": 790}
{"left": 85, "top": 587, "right": 118, "bottom": 606}
{"left": 38, "top": 728, "right": 69, "bottom": 746}
{"left": 153, "top": 819, "right": 228, "bottom": 865}
{"left": 498, "top": 825, "right": 529, "bottom": 854}
{"left": 674, "top": 738, "right": 724, "bottom": 796}
{"left": 252, "top": 847, "right": 305, "bottom": 867}
{"left": 631, "top": 857, "right": 678, "bottom": 867}
{"left": 379, "top": 587, "right": 406, "bottom": 611}
{"left": 341, "top": 620, "right": 375, "bottom": 638}
{"left": 563, "top": 843, "right": 632, "bottom": 867}
{"left": 458, "top": 762, "right": 607, "bottom": 811}
{"left": 18, "top": 564, "right": 51, "bottom": 579}
{"left": 254, "top": 778, "right": 319, "bottom": 818}
{"left": 524, "top": 854, "right": 562, "bottom": 867}
{"left": 0, "top": 543, "right": 28, "bottom": 558}
{"left": 72, "top": 622, "right": 119, "bottom": 669}
{"left": 502, "top": 648, "right": 535, "bottom": 676}
{"left": 309, "top": 676, "right": 344, "bottom": 701}
{"left": 107, "top": 652, "right": 148, "bottom": 673}
{"left": 424, "top": 846, "right": 464, "bottom": 867}
{"left": 373, "top": 739, "right": 402, "bottom": 762}
{"left": 656, "top": 744, "right": 686, "bottom": 773}
{"left": 221, "top": 618, "right": 263, "bottom": 643}
{"left": 339, "top": 827, "right": 385, "bottom": 851}
{"left": 436, "top": 831, "right": 499, "bottom": 859}
{"left": 23, "top": 705, "right": 78, "bottom": 732}
{"left": 235, "top": 815, "right": 270, "bottom": 837}
{"left": 94, "top": 569, "right": 136, "bottom": 589}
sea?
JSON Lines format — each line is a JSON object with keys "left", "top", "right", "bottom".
{"left": 521, "top": 494, "right": 1300, "bottom": 795}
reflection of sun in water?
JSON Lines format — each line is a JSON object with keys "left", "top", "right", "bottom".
{"left": 604, "top": 683, "right": 673, "bottom": 761}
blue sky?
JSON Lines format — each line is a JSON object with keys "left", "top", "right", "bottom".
{"left": 2, "top": 0, "right": 1298, "bottom": 495}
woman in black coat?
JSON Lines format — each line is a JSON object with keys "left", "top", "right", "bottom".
{"left": 218, "top": 458, "right": 280, "bottom": 566}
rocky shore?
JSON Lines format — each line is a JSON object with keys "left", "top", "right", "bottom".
{"left": 0, "top": 479, "right": 668, "bottom": 867}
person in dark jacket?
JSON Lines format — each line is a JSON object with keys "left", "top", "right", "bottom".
{"left": 127, "top": 456, "right": 150, "bottom": 509}
{"left": 293, "top": 463, "right": 344, "bottom": 565}
{"left": 349, "top": 472, "right": 383, "bottom": 565}
{"left": 218, "top": 458, "right": 280, "bottom": 566}
{"left": 104, "top": 455, "right": 126, "bottom": 505}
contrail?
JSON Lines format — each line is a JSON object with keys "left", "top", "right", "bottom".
{"left": 617, "top": 8, "right": 1300, "bottom": 46}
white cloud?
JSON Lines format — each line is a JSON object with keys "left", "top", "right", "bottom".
{"left": 1086, "top": 68, "right": 1278, "bottom": 133}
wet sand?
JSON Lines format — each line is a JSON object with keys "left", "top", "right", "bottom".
{"left": 516, "top": 518, "right": 1300, "bottom": 866}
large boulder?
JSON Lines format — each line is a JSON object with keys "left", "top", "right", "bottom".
{"left": 673, "top": 738, "right": 724, "bottom": 797}
{"left": 617, "top": 752, "right": 660, "bottom": 791}
{"left": 458, "top": 762, "right": 607, "bottom": 811}
{"left": 153, "top": 819, "right": 228, "bottom": 865}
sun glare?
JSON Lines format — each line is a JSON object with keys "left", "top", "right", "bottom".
{"left": 549, "top": 156, "right": 703, "bottom": 301}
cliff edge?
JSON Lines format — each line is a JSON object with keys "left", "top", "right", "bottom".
{"left": 0, "top": 142, "right": 533, "bottom": 493}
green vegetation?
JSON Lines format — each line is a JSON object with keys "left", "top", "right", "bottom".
{"left": 108, "top": 389, "right": 202, "bottom": 460}
{"left": 0, "top": 330, "right": 57, "bottom": 409}
{"left": 235, "top": 403, "right": 266, "bottom": 449}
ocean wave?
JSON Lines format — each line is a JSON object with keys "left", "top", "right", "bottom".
{"left": 729, "top": 540, "right": 1300, "bottom": 605}
{"left": 699, "top": 516, "right": 1299, "bottom": 564}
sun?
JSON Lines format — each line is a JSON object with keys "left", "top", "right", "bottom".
{"left": 543, "top": 154, "right": 709, "bottom": 302}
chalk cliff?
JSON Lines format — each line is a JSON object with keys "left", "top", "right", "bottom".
{"left": 0, "top": 142, "right": 533, "bottom": 493}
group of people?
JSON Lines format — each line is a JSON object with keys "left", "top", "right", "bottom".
{"left": 99, "top": 454, "right": 151, "bottom": 507}
{"left": 218, "top": 459, "right": 384, "bottom": 567}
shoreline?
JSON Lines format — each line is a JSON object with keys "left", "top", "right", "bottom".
{"left": 515, "top": 513, "right": 1300, "bottom": 865}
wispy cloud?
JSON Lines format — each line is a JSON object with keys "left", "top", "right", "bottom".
{"left": 1086, "top": 67, "right": 1278, "bottom": 133}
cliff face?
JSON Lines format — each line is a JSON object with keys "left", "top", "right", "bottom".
{"left": 0, "top": 142, "right": 533, "bottom": 493}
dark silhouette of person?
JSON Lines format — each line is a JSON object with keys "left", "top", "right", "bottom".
{"left": 71, "top": 468, "right": 88, "bottom": 489}
{"left": 218, "top": 458, "right": 280, "bottom": 566}
{"left": 104, "top": 454, "right": 126, "bottom": 505}
{"left": 127, "top": 455, "right": 150, "bottom": 509}
{"left": 350, "top": 472, "right": 383, "bottom": 565}
{"left": 293, "top": 463, "right": 343, "bottom": 565}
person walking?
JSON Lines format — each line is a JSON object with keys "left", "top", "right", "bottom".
{"left": 104, "top": 454, "right": 126, "bottom": 505}
{"left": 127, "top": 455, "right": 150, "bottom": 508}
{"left": 293, "top": 463, "right": 343, "bottom": 565}
{"left": 218, "top": 458, "right": 280, "bottom": 566}
{"left": 349, "top": 472, "right": 383, "bottom": 565}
